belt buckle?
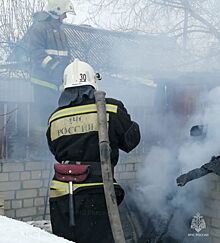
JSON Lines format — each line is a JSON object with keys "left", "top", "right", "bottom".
{"left": 62, "top": 161, "right": 82, "bottom": 165}
{"left": 61, "top": 161, "right": 69, "bottom": 164}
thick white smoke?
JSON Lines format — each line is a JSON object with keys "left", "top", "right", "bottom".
{"left": 132, "top": 86, "right": 220, "bottom": 242}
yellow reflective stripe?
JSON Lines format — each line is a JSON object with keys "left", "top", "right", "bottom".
{"left": 46, "top": 49, "right": 68, "bottom": 56}
{"left": 31, "top": 78, "right": 58, "bottom": 91}
{"left": 51, "top": 180, "right": 104, "bottom": 190}
{"left": 41, "top": 55, "right": 52, "bottom": 67}
{"left": 106, "top": 104, "right": 118, "bottom": 113}
{"left": 50, "top": 104, "right": 97, "bottom": 122}
{"left": 50, "top": 180, "right": 118, "bottom": 198}
{"left": 50, "top": 190, "right": 67, "bottom": 198}
{"left": 59, "top": 84, "right": 64, "bottom": 92}
{"left": 50, "top": 180, "right": 69, "bottom": 191}
{"left": 50, "top": 180, "right": 109, "bottom": 198}
{"left": 49, "top": 104, "right": 118, "bottom": 123}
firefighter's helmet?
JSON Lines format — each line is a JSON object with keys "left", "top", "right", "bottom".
{"left": 63, "top": 59, "right": 101, "bottom": 90}
{"left": 45, "top": 0, "right": 76, "bottom": 16}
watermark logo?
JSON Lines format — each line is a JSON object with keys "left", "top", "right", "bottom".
{"left": 191, "top": 212, "right": 206, "bottom": 233}
{"left": 188, "top": 212, "right": 209, "bottom": 238}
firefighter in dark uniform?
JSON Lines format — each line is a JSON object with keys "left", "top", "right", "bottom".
{"left": 46, "top": 59, "right": 141, "bottom": 243}
{"left": 28, "top": 0, "right": 75, "bottom": 125}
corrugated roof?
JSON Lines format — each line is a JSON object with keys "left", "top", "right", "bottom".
{"left": 5, "top": 23, "right": 181, "bottom": 77}
{"left": 63, "top": 24, "right": 180, "bottom": 75}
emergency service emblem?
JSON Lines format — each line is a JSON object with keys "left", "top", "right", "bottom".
{"left": 50, "top": 113, "right": 98, "bottom": 141}
{"left": 190, "top": 212, "right": 206, "bottom": 233}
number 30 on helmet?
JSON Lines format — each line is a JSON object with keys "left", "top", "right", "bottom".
{"left": 63, "top": 59, "right": 101, "bottom": 90}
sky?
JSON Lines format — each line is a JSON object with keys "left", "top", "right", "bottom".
{"left": 65, "top": 1, "right": 114, "bottom": 28}
{"left": 65, "top": 2, "right": 92, "bottom": 25}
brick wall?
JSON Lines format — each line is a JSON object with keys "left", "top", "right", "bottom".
{"left": 0, "top": 156, "right": 139, "bottom": 222}
{"left": 2, "top": 155, "right": 220, "bottom": 243}
{"left": 0, "top": 160, "right": 52, "bottom": 221}
{"left": 0, "top": 151, "right": 142, "bottom": 222}
{"left": 115, "top": 149, "right": 144, "bottom": 190}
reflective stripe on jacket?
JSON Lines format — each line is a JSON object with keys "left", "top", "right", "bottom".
{"left": 46, "top": 49, "right": 69, "bottom": 56}
{"left": 31, "top": 77, "right": 64, "bottom": 91}
{"left": 49, "top": 104, "right": 118, "bottom": 123}
{"left": 31, "top": 77, "right": 58, "bottom": 91}
{"left": 50, "top": 179, "right": 119, "bottom": 198}
{"left": 46, "top": 98, "right": 141, "bottom": 166}
{"left": 29, "top": 12, "right": 70, "bottom": 86}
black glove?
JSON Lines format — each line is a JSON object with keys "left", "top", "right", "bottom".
{"left": 176, "top": 174, "right": 188, "bottom": 187}
{"left": 211, "top": 155, "right": 220, "bottom": 162}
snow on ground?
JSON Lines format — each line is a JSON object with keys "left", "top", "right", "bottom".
{"left": 27, "top": 220, "right": 52, "bottom": 233}
{"left": 0, "top": 216, "right": 75, "bottom": 243}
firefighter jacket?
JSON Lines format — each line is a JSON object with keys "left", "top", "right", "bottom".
{"left": 29, "top": 11, "right": 71, "bottom": 91}
{"left": 46, "top": 97, "right": 141, "bottom": 166}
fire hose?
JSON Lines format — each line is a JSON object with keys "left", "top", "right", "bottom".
{"left": 95, "top": 90, "right": 126, "bottom": 243}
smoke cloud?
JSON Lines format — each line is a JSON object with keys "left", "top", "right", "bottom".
{"left": 128, "top": 86, "right": 220, "bottom": 242}
{"left": 91, "top": 30, "right": 220, "bottom": 242}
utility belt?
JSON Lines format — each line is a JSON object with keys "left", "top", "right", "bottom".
{"left": 58, "top": 161, "right": 114, "bottom": 177}
{"left": 51, "top": 162, "right": 115, "bottom": 197}
{"left": 50, "top": 180, "right": 111, "bottom": 198}
{"left": 51, "top": 162, "right": 116, "bottom": 226}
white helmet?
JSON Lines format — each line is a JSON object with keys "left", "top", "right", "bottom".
{"left": 63, "top": 59, "right": 100, "bottom": 90}
{"left": 45, "top": 0, "right": 76, "bottom": 16}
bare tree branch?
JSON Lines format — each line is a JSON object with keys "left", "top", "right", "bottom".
{"left": 0, "top": 0, "right": 45, "bottom": 59}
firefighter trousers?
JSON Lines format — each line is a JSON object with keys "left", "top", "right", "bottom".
{"left": 50, "top": 187, "right": 124, "bottom": 243}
